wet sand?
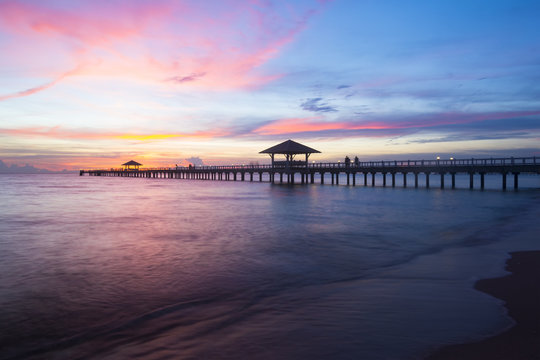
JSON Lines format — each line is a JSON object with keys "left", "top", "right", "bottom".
{"left": 427, "top": 250, "right": 540, "bottom": 360}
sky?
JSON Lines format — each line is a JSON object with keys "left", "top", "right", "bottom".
{"left": 1, "top": 0, "right": 539, "bottom": 170}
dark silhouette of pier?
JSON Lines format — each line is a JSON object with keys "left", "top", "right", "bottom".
{"left": 80, "top": 156, "right": 539, "bottom": 190}
{"left": 80, "top": 140, "right": 540, "bottom": 190}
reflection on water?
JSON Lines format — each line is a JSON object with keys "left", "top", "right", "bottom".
{"left": 0, "top": 174, "right": 539, "bottom": 359}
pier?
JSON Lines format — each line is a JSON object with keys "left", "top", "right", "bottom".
{"left": 80, "top": 140, "right": 540, "bottom": 190}
{"left": 80, "top": 157, "right": 540, "bottom": 190}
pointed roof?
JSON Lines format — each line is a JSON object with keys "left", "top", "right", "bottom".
{"left": 122, "top": 160, "right": 142, "bottom": 166}
{"left": 260, "top": 139, "right": 321, "bottom": 154}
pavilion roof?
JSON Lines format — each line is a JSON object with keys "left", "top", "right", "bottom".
{"left": 122, "top": 160, "right": 142, "bottom": 166}
{"left": 259, "top": 140, "right": 321, "bottom": 155}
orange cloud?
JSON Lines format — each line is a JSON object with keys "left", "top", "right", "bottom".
{"left": 116, "top": 130, "right": 229, "bottom": 141}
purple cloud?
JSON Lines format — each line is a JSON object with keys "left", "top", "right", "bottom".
{"left": 300, "top": 97, "right": 337, "bottom": 112}
{"left": 167, "top": 72, "right": 207, "bottom": 84}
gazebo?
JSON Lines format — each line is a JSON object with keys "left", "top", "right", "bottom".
{"left": 122, "top": 160, "right": 142, "bottom": 171}
{"left": 260, "top": 139, "right": 320, "bottom": 170}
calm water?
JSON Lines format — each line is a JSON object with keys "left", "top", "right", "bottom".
{"left": 1, "top": 174, "right": 540, "bottom": 359}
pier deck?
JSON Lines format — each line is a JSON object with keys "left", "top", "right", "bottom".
{"left": 80, "top": 157, "right": 540, "bottom": 190}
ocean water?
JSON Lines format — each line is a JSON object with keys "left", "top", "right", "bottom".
{"left": 1, "top": 173, "right": 539, "bottom": 359}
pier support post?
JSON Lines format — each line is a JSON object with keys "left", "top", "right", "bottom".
{"left": 425, "top": 173, "right": 430, "bottom": 188}
{"left": 414, "top": 173, "right": 419, "bottom": 188}
{"left": 280, "top": 173, "right": 283, "bottom": 183}
{"left": 502, "top": 172, "right": 507, "bottom": 190}
{"left": 469, "top": 173, "right": 474, "bottom": 189}
{"left": 383, "top": 173, "right": 387, "bottom": 187}
{"left": 364, "top": 173, "right": 368, "bottom": 186}
{"left": 331, "top": 173, "right": 335, "bottom": 185}
{"left": 321, "top": 172, "right": 324, "bottom": 184}
{"left": 336, "top": 172, "right": 339, "bottom": 185}
{"left": 451, "top": 173, "right": 456, "bottom": 189}
{"left": 440, "top": 173, "right": 445, "bottom": 189}
{"left": 352, "top": 173, "right": 356, "bottom": 186}
{"left": 391, "top": 172, "right": 396, "bottom": 187}
{"left": 311, "top": 173, "right": 315, "bottom": 184}
{"left": 372, "top": 173, "right": 376, "bottom": 187}
{"left": 403, "top": 173, "right": 407, "bottom": 187}
{"left": 513, "top": 172, "right": 519, "bottom": 189}
{"left": 259, "top": 172, "right": 263, "bottom": 182}
{"left": 480, "top": 173, "right": 485, "bottom": 190}
{"left": 347, "top": 172, "right": 350, "bottom": 185}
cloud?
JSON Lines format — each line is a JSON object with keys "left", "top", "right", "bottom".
{"left": 166, "top": 72, "right": 206, "bottom": 84}
{"left": 4, "top": 110, "right": 539, "bottom": 143}
{"left": 337, "top": 85, "right": 351, "bottom": 89}
{"left": 184, "top": 157, "right": 205, "bottom": 166}
{"left": 0, "top": 159, "right": 61, "bottom": 173}
{"left": 0, "top": 126, "right": 230, "bottom": 141}
{"left": 300, "top": 98, "right": 338, "bottom": 112}
{"left": 0, "top": 67, "right": 82, "bottom": 101}
{"left": 252, "top": 110, "right": 540, "bottom": 138}
{"left": 408, "top": 132, "right": 535, "bottom": 144}
{"left": 0, "top": 1, "right": 326, "bottom": 96}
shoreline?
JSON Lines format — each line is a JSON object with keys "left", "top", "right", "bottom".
{"left": 426, "top": 250, "right": 540, "bottom": 359}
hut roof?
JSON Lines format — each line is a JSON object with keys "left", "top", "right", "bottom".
{"left": 122, "top": 160, "right": 142, "bottom": 166}
{"left": 259, "top": 140, "right": 321, "bottom": 155}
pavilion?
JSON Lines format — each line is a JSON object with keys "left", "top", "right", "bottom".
{"left": 260, "top": 139, "right": 320, "bottom": 170}
{"left": 122, "top": 160, "right": 142, "bottom": 171}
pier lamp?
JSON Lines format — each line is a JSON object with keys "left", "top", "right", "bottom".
{"left": 436, "top": 156, "right": 440, "bottom": 160}
{"left": 450, "top": 157, "right": 454, "bottom": 161}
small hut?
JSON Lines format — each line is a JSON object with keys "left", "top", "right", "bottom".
{"left": 122, "top": 160, "right": 142, "bottom": 171}
{"left": 260, "top": 139, "right": 320, "bottom": 170}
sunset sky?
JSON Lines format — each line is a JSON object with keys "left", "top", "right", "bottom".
{"left": 1, "top": 0, "right": 539, "bottom": 170}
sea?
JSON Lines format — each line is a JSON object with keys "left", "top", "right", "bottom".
{"left": 1, "top": 173, "right": 539, "bottom": 360}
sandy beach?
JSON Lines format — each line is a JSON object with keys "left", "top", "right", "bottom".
{"left": 427, "top": 250, "right": 540, "bottom": 359}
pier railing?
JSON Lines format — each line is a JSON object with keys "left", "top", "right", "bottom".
{"left": 84, "top": 156, "right": 538, "bottom": 172}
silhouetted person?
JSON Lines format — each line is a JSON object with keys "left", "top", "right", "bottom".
{"left": 354, "top": 156, "right": 359, "bottom": 166}
{"left": 345, "top": 156, "right": 350, "bottom": 167}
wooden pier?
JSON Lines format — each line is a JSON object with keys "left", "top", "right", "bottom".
{"left": 80, "top": 156, "right": 540, "bottom": 190}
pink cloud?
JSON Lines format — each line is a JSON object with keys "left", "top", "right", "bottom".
{"left": 254, "top": 117, "right": 388, "bottom": 135}
{"left": 0, "top": 67, "right": 82, "bottom": 101}
{"left": 0, "top": 126, "right": 229, "bottom": 141}
{"left": 0, "top": 1, "right": 325, "bottom": 96}
{"left": 253, "top": 111, "right": 540, "bottom": 136}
